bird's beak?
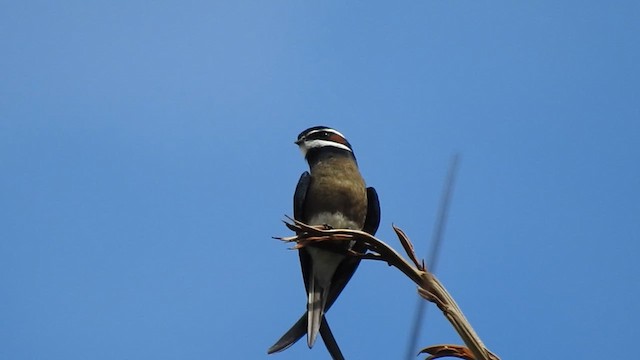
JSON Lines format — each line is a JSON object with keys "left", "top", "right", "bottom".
{"left": 294, "top": 139, "right": 303, "bottom": 146}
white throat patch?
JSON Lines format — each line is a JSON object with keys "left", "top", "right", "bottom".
{"left": 298, "top": 139, "right": 352, "bottom": 157}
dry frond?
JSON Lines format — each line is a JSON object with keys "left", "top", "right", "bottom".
{"left": 276, "top": 218, "right": 500, "bottom": 360}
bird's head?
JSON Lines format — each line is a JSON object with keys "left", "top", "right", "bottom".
{"left": 295, "top": 126, "right": 354, "bottom": 159}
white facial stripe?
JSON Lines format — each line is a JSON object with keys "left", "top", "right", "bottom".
{"left": 306, "top": 128, "right": 347, "bottom": 139}
{"left": 304, "top": 139, "right": 352, "bottom": 152}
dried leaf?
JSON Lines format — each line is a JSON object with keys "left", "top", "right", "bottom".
{"left": 420, "top": 344, "right": 475, "bottom": 360}
{"left": 393, "top": 224, "right": 424, "bottom": 271}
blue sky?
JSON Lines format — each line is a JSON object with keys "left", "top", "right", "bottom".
{"left": 1, "top": 1, "right": 638, "bottom": 359}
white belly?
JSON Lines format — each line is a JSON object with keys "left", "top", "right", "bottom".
{"left": 308, "top": 211, "right": 360, "bottom": 230}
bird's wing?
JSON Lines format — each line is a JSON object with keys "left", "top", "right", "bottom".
{"left": 267, "top": 315, "right": 344, "bottom": 360}
{"left": 319, "top": 316, "right": 345, "bottom": 360}
{"left": 293, "top": 171, "right": 311, "bottom": 222}
{"left": 267, "top": 314, "right": 306, "bottom": 354}
{"left": 294, "top": 171, "right": 313, "bottom": 293}
{"left": 362, "top": 187, "right": 381, "bottom": 235}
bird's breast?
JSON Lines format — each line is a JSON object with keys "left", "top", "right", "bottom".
{"left": 304, "top": 159, "right": 368, "bottom": 229}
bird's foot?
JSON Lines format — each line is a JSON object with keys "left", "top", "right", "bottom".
{"left": 321, "top": 223, "right": 333, "bottom": 230}
{"left": 310, "top": 223, "right": 333, "bottom": 231}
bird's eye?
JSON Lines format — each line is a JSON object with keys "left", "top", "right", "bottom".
{"left": 321, "top": 131, "right": 329, "bottom": 138}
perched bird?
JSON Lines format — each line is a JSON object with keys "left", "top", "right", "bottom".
{"left": 268, "top": 126, "right": 381, "bottom": 359}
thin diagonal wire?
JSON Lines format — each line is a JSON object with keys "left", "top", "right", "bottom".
{"left": 404, "top": 153, "right": 459, "bottom": 359}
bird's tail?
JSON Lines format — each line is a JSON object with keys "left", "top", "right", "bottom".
{"left": 268, "top": 313, "right": 345, "bottom": 360}
{"left": 307, "top": 275, "right": 329, "bottom": 348}
{"left": 267, "top": 313, "right": 307, "bottom": 354}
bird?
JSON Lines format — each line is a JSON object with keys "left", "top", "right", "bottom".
{"left": 268, "top": 126, "right": 381, "bottom": 359}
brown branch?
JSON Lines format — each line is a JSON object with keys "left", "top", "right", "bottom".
{"left": 276, "top": 219, "right": 500, "bottom": 360}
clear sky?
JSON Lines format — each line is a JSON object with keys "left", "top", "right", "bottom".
{"left": 1, "top": 1, "right": 638, "bottom": 359}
